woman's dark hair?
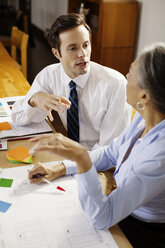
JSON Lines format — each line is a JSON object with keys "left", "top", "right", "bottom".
{"left": 47, "top": 13, "right": 91, "bottom": 57}
{"left": 138, "top": 43, "right": 165, "bottom": 114}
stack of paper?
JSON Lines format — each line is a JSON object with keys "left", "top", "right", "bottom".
{"left": 0, "top": 96, "right": 24, "bottom": 116}
{"left": 0, "top": 102, "right": 9, "bottom": 117}
{"left": 6, "top": 146, "right": 32, "bottom": 164}
{"left": 0, "top": 96, "right": 52, "bottom": 140}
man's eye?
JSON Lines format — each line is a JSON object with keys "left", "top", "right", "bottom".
{"left": 69, "top": 47, "right": 76, "bottom": 51}
{"left": 84, "top": 43, "right": 88, "bottom": 48}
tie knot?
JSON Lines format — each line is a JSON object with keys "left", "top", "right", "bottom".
{"left": 69, "top": 81, "right": 76, "bottom": 90}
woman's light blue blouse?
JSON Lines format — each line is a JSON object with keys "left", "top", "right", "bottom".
{"left": 74, "top": 112, "right": 165, "bottom": 229}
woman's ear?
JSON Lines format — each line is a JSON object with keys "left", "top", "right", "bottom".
{"left": 140, "top": 89, "right": 151, "bottom": 104}
{"left": 52, "top": 48, "right": 60, "bottom": 60}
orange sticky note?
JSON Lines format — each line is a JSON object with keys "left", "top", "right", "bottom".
{"left": 6, "top": 155, "right": 32, "bottom": 164}
{"left": 6, "top": 155, "right": 18, "bottom": 162}
{"left": 0, "top": 122, "right": 12, "bottom": 131}
{"left": 6, "top": 146, "right": 30, "bottom": 161}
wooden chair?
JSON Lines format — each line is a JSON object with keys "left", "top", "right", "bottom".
{"left": 10, "top": 26, "right": 29, "bottom": 78}
{"left": 0, "top": 35, "right": 11, "bottom": 47}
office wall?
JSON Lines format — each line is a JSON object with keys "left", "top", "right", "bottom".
{"left": 136, "top": 0, "right": 165, "bottom": 56}
{"left": 31, "top": 0, "right": 165, "bottom": 56}
{"left": 31, "top": 0, "right": 68, "bottom": 32}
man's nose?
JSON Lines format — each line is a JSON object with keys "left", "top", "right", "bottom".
{"left": 78, "top": 48, "right": 85, "bottom": 57}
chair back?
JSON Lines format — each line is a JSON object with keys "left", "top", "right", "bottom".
{"left": 11, "top": 26, "right": 29, "bottom": 78}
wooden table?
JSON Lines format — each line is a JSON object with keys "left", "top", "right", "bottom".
{"left": 0, "top": 42, "right": 132, "bottom": 248}
{"left": 0, "top": 41, "right": 30, "bottom": 97}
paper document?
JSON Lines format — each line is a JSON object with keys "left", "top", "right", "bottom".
{"left": 0, "top": 96, "right": 52, "bottom": 139}
{"left": 0, "top": 164, "right": 118, "bottom": 248}
{"left": 0, "top": 96, "right": 25, "bottom": 114}
{"left": 0, "top": 116, "right": 52, "bottom": 139}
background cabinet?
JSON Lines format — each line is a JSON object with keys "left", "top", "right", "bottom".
{"left": 68, "top": 0, "right": 139, "bottom": 76}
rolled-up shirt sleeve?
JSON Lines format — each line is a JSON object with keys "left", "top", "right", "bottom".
{"left": 11, "top": 67, "right": 52, "bottom": 126}
{"left": 11, "top": 100, "right": 47, "bottom": 125}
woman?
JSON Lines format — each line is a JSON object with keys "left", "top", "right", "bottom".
{"left": 28, "top": 43, "right": 165, "bottom": 248}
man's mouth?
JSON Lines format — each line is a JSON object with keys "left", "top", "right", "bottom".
{"left": 76, "top": 61, "right": 88, "bottom": 67}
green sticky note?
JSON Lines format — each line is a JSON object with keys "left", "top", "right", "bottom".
{"left": 8, "top": 160, "right": 23, "bottom": 164}
{"left": 0, "top": 178, "right": 13, "bottom": 187}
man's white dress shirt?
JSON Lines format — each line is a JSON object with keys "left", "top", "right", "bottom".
{"left": 11, "top": 62, "right": 132, "bottom": 150}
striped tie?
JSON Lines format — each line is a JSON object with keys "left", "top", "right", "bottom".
{"left": 67, "top": 81, "right": 79, "bottom": 142}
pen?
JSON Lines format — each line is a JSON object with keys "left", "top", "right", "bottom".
{"left": 33, "top": 173, "right": 66, "bottom": 192}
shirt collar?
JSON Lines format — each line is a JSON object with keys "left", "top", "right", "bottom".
{"left": 60, "top": 63, "right": 91, "bottom": 89}
{"left": 136, "top": 114, "right": 165, "bottom": 145}
{"left": 144, "top": 118, "right": 165, "bottom": 141}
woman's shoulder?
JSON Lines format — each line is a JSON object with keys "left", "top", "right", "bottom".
{"left": 133, "top": 116, "right": 165, "bottom": 171}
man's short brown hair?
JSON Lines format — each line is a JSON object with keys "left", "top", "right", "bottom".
{"left": 47, "top": 13, "right": 91, "bottom": 57}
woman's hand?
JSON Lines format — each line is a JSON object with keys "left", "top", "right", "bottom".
{"left": 29, "top": 133, "right": 92, "bottom": 174}
{"left": 28, "top": 162, "right": 66, "bottom": 184}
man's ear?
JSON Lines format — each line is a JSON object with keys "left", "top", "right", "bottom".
{"left": 52, "top": 48, "right": 60, "bottom": 61}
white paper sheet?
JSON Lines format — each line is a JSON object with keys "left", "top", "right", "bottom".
{"left": 0, "top": 116, "right": 52, "bottom": 139}
{"left": 0, "top": 96, "right": 52, "bottom": 139}
{"left": 0, "top": 165, "right": 118, "bottom": 248}
{"left": 0, "top": 96, "right": 25, "bottom": 116}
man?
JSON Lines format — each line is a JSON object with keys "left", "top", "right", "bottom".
{"left": 11, "top": 13, "right": 132, "bottom": 150}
